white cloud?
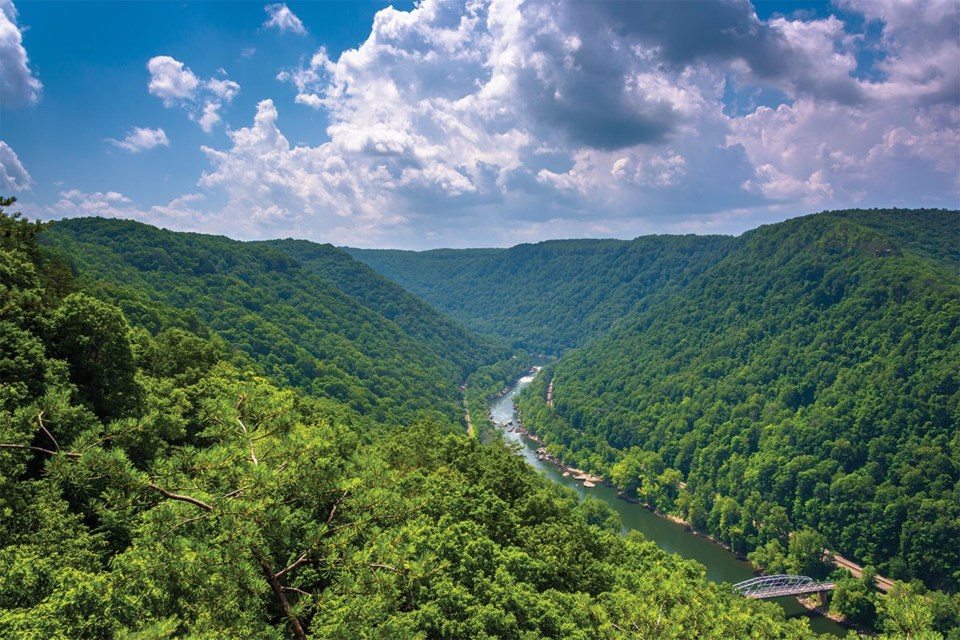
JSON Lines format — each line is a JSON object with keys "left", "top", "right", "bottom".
{"left": 45, "top": 189, "right": 215, "bottom": 232}
{"left": 47, "top": 0, "right": 957, "bottom": 248}
{"left": 263, "top": 3, "right": 306, "bottom": 35}
{"left": 147, "top": 56, "right": 240, "bottom": 132}
{"left": 51, "top": 189, "right": 136, "bottom": 218}
{"left": 198, "top": 99, "right": 402, "bottom": 243}
{"left": 612, "top": 152, "right": 687, "bottom": 188}
{"left": 0, "top": 140, "right": 31, "bottom": 190}
{"left": 728, "top": 98, "right": 959, "bottom": 206}
{"left": 147, "top": 55, "right": 200, "bottom": 105}
{"left": 198, "top": 102, "right": 223, "bottom": 134}
{"left": 843, "top": 0, "right": 959, "bottom": 106}
{"left": 207, "top": 77, "right": 240, "bottom": 101}
{"left": 107, "top": 126, "right": 170, "bottom": 153}
{"left": 0, "top": 0, "right": 42, "bottom": 107}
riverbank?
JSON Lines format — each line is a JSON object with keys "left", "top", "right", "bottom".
{"left": 508, "top": 417, "right": 886, "bottom": 635}
{"left": 503, "top": 420, "right": 604, "bottom": 485}
{"left": 490, "top": 376, "right": 850, "bottom": 637}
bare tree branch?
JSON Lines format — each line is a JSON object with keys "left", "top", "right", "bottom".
{"left": 275, "top": 552, "right": 310, "bottom": 580}
{"left": 223, "top": 485, "right": 250, "bottom": 499}
{"left": 368, "top": 563, "right": 401, "bottom": 573}
{"left": 237, "top": 417, "right": 258, "bottom": 465}
{"left": 159, "top": 513, "right": 210, "bottom": 542}
{"left": 0, "top": 443, "right": 79, "bottom": 458}
{"left": 326, "top": 489, "right": 349, "bottom": 526}
{"left": 36, "top": 411, "right": 61, "bottom": 452}
{"left": 258, "top": 554, "right": 308, "bottom": 640}
{"left": 147, "top": 482, "right": 213, "bottom": 511}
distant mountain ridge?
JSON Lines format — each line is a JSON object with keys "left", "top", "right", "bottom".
{"left": 349, "top": 234, "right": 731, "bottom": 354}
{"left": 352, "top": 208, "right": 959, "bottom": 593}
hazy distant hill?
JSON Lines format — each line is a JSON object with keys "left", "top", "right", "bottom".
{"left": 349, "top": 235, "right": 730, "bottom": 354}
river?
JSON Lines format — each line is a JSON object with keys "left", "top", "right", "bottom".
{"left": 490, "top": 372, "right": 849, "bottom": 637}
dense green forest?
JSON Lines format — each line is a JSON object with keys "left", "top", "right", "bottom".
{"left": 353, "top": 208, "right": 959, "bottom": 634}
{"left": 1, "top": 199, "right": 835, "bottom": 638}
{"left": 510, "top": 211, "right": 959, "bottom": 597}
{"left": 349, "top": 235, "right": 730, "bottom": 354}
{"left": 43, "top": 218, "right": 506, "bottom": 428}
{"left": 263, "top": 239, "right": 503, "bottom": 380}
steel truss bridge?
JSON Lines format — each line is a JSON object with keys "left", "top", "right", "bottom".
{"left": 733, "top": 575, "right": 836, "bottom": 599}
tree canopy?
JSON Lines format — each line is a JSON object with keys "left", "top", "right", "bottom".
{"left": 1, "top": 201, "right": 829, "bottom": 637}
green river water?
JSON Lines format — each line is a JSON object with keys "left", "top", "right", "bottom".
{"left": 489, "top": 371, "right": 849, "bottom": 637}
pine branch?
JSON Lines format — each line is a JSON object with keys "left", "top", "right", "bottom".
{"left": 147, "top": 482, "right": 213, "bottom": 511}
{"left": 257, "top": 554, "right": 308, "bottom": 640}
{"left": 326, "top": 488, "right": 349, "bottom": 526}
{"left": 237, "top": 417, "right": 258, "bottom": 465}
{"left": 36, "top": 411, "right": 61, "bottom": 452}
{"left": 275, "top": 552, "right": 310, "bottom": 580}
{"left": 0, "top": 443, "right": 79, "bottom": 458}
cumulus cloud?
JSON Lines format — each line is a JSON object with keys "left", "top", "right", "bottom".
{"left": 147, "top": 56, "right": 200, "bottom": 105}
{"left": 263, "top": 3, "right": 306, "bottom": 35}
{"left": 0, "top": 140, "right": 31, "bottom": 190}
{"left": 263, "top": 0, "right": 761, "bottom": 242}
{"left": 0, "top": 0, "right": 42, "bottom": 107}
{"left": 107, "top": 126, "right": 170, "bottom": 153}
{"left": 199, "top": 99, "right": 403, "bottom": 243}
{"left": 75, "top": 0, "right": 950, "bottom": 247}
{"left": 147, "top": 56, "right": 240, "bottom": 132}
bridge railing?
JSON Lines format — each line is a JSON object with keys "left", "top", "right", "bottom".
{"left": 733, "top": 574, "right": 834, "bottom": 599}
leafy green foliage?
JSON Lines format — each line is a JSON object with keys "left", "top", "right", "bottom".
{"left": 46, "top": 292, "right": 143, "bottom": 420}
{"left": 513, "top": 210, "right": 959, "bottom": 592}
{"left": 1, "top": 200, "right": 818, "bottom": 638}
{"left": 266, "top": 239, "right": 506, "bottom": 378}
{"left": 44, "top": 218, "right": 503, "bottom": 427}
{"left": 350, "top": 235, "right": 730, "bottom": 354}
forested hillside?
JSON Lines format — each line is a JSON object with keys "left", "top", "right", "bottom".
{"left": 514, "top": 210, "right": 959, "bottom": 596}
{"left": 1, "top": 200, "right": 821, "bottom": 638}
{"left": 349, "top": 235, "right": 729, "bottom": 354}
{"left": 44, "top": 218, "right": 505, "bottom": 427}
{"left": 263, "top": 239, "right": 501, "bottom": 379}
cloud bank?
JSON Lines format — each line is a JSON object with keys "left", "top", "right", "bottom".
{"left": 45, "top": 0, "right": 960, "bottom": 247}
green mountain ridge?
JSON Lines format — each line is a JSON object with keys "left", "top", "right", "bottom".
{"left": 44, "top": 217, "right": 504, "bottom": 427}
{"left": 348, "top": 234, "right": 731, "bottom": 354}
{"left": 512, "top": 210, "right": 959, "bottom": 591}
{"left": 261, "top": 238, "right": 504, "bottom": 379}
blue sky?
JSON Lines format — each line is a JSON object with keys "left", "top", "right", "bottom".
{"left": 1, "top": 0, "right": 957, "bottom": 249}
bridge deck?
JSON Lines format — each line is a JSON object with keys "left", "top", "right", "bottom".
{"left": 741, "top": 582, "right": 835, "bottom": 599}
{"left": 733, "top": 575, "right": 835, "bottom": 600}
